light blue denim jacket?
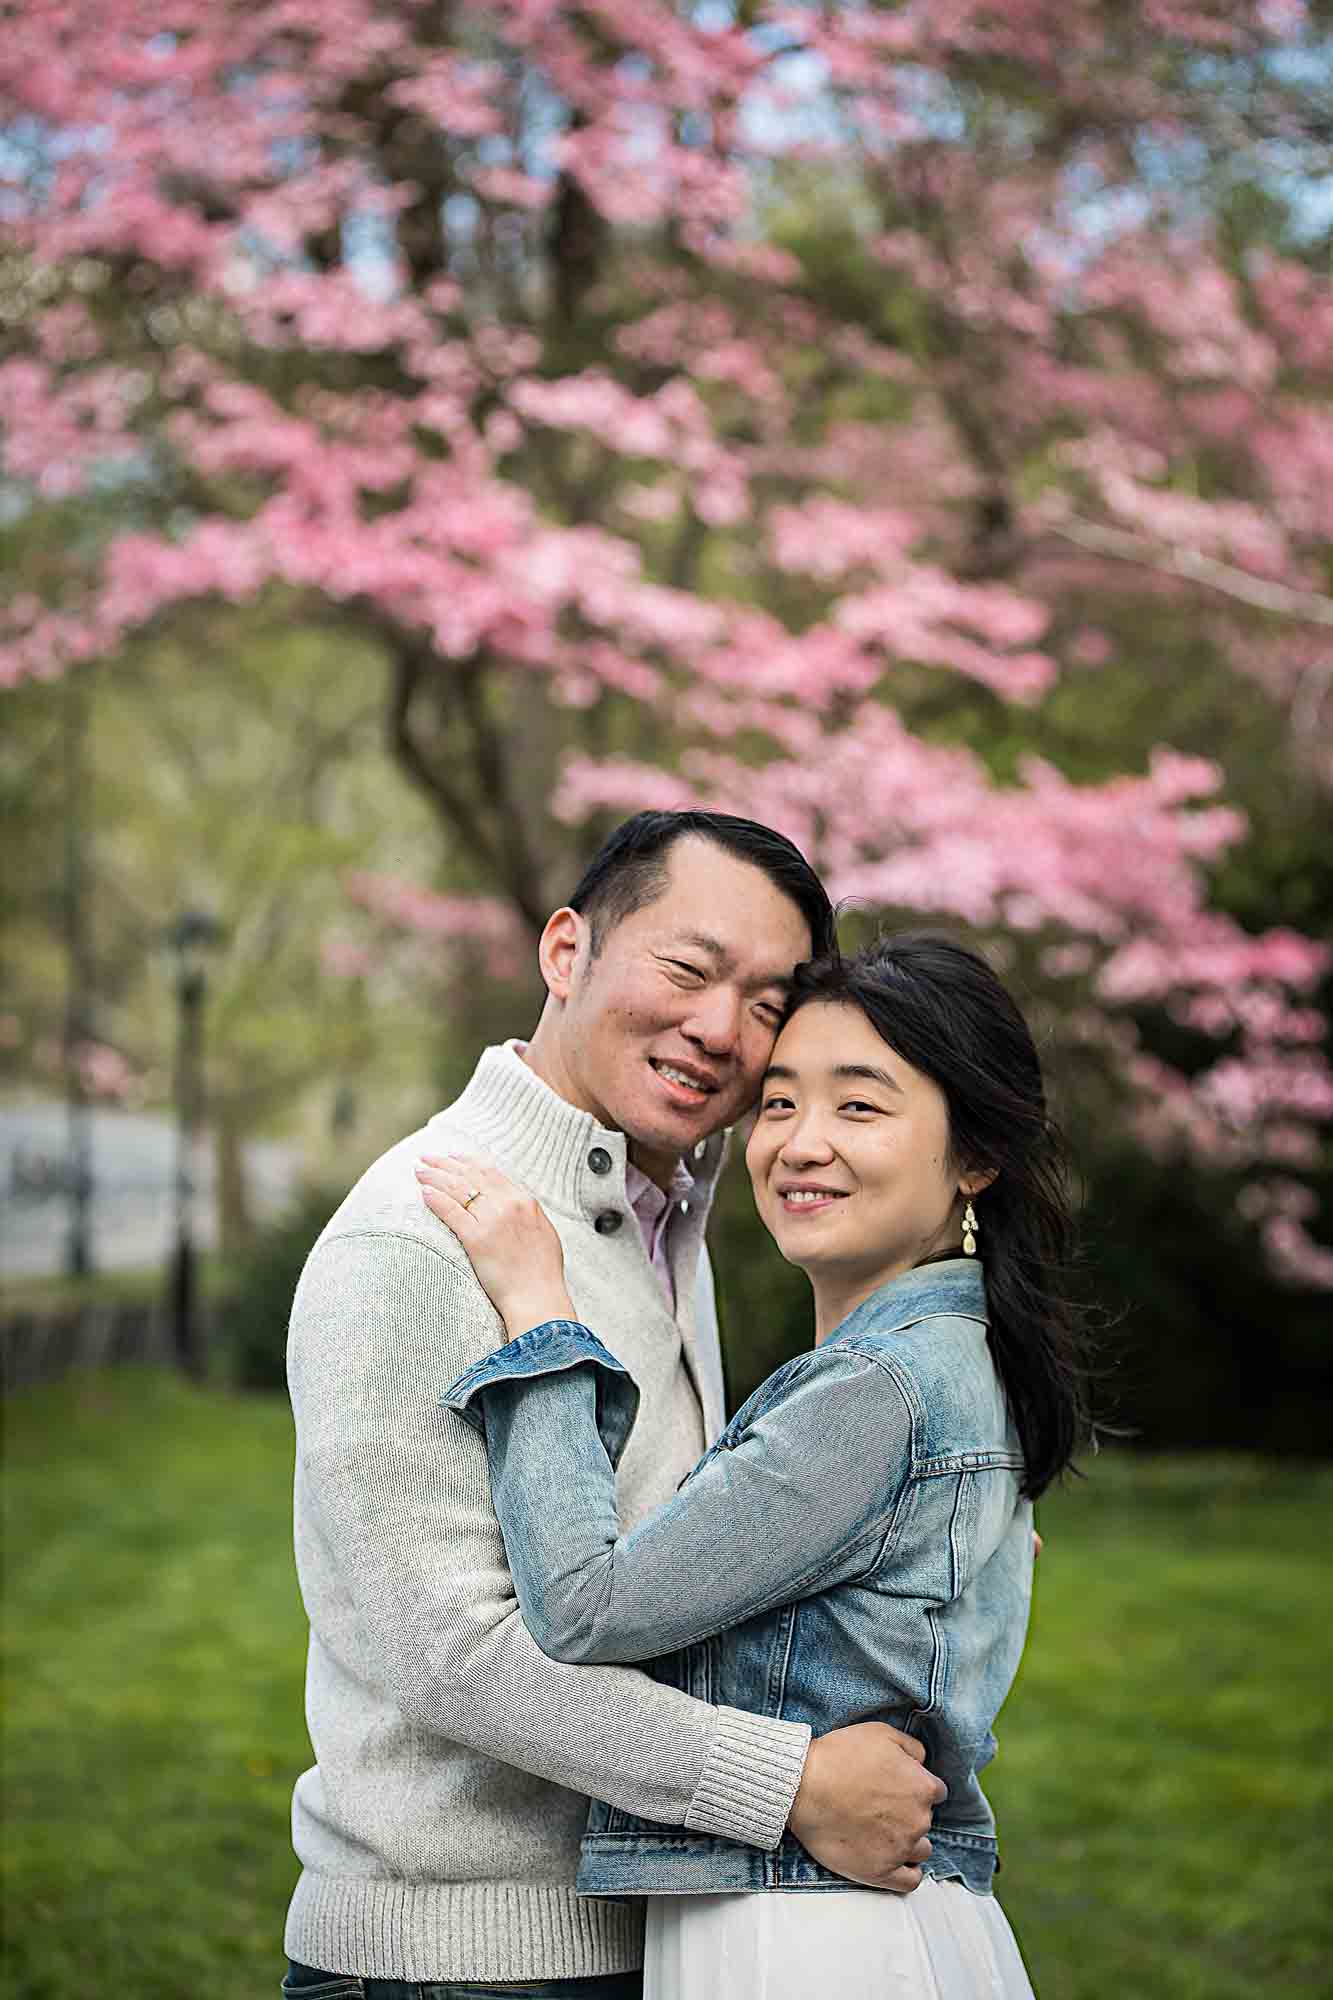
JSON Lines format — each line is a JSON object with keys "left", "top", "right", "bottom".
{"left": 443, "top": 1258, "right": 1032, "bottom": 1898}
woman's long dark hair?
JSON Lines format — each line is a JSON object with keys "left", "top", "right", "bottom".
{"left": 786, "top": 932, "right": 1092, "bottom": 1499}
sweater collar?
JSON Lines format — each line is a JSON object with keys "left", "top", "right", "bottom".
{"left": 435, "top": 1040, "right": 727, "bottom": 1224}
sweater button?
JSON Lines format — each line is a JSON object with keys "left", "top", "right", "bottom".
{"left": 594, "top": 1210, "right": 623, "bottom": 1236}
{"left": 588, "top": 1146, "right": 613, "bottom": 1175}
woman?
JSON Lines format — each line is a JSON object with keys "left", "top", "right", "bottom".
{"left": 418, "top": 934, "right": 1089, "bottom": 1999}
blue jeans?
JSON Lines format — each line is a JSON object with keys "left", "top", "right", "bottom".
{"left": 282, "top": 1961, "right": 642, "bottom": 1999}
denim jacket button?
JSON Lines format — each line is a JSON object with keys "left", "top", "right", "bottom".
{"left": 594, "top": 1210, "right": 623, "bottom": 1235}
{"left": 588, "top": 1146, "right": 614, "bottom": 1175}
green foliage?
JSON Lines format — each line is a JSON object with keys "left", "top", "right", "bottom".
{"left": 710, "top": 1147, "right": 808, "bottom": 1408}
{"left": 3, "top": 1373, "right": 1330, "bottom": 1999}
{"left": 2, "top": 1371, "right": 305, "bottom": 1998}
{"left": 220, "top": 1187, "right": 343, "bottom": 1393}
{"left": 1074, "top": 1146, "right": 1333, "bottom": 1456}
{"left": 0, "top": 607, "right": 444, "bottom": 1137}
{"left": 991, "top": 1450, "right": 1333, "bottom": 1996}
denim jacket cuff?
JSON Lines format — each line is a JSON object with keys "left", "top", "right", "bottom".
{"left": 441, "top": 1319, "right": 641, "bottom": 1469}
{"left": 684, "top": 1705, "right": 812, "bottom": 1851}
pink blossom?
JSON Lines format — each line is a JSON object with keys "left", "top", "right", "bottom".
{"left": 74, "top": 1040, "right": 139, "bottom": 1102}
{"left": 343, "top": 873, "right": 528, "bottom": 980}
{"left": 3, "top": 0, "right": 1327, "bottom": 1284}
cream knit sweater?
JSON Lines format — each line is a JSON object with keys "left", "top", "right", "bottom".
{"left": 284, "top": 1044, "right": 811, "bottom": 1982}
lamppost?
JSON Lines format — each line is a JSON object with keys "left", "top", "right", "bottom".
{"left": 165, "top": 909, "right": 222, "bottom": 1379}
{"left": 63, "top": 672, "right": 94, "bottom": 1278}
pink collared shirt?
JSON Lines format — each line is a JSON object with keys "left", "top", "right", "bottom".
{"left": 625, "top": 1157, "right": 696, "bottom": 1308}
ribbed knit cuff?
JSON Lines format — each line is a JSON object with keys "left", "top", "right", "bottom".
{"left": 684, "top": 1704, "right": 812, "bottom": 1850}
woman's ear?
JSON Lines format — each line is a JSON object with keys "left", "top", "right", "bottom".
{"left": 537, "top": 906, "right": 588, "bottom": 1002}
{"left": 959, "top": 1165, "right": 1000, "bottom": 1199}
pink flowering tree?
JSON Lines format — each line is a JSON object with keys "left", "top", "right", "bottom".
{"left": 2, "top": 0, "right": 1330, "bottom": 1285}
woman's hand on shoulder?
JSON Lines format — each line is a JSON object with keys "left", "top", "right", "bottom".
{"left": 416, "top": 1154, "right": 575, "bottom": 1338}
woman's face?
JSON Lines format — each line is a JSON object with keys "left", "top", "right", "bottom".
{"left": 746, "top": 1000, "right": 968, "bottom": 1295}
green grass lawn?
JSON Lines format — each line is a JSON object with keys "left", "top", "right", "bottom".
{"left": 3, "top": 1370, "right": 1330, "bottom": 1999}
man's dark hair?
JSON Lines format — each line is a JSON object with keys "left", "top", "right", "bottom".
{"left": 568, "top": 811, "right": 835, "bottom": 960}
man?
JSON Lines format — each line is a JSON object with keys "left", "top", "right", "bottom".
{"left": 284, "top": 811, "right": 945, "bottom": 1999}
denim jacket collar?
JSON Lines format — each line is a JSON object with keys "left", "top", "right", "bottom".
{"left": 824, "top": 1257, "right": 987, "bottom": 1350}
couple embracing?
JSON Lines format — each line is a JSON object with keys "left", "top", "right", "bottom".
{"left": 282, "top": 809, "right": 1087, "bottom": 2000}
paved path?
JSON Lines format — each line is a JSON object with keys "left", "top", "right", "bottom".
{"left": 0, "top": 1099, "right": 296, "bottom": 1281}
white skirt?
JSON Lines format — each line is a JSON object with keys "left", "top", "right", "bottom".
{"left": 642, "top": 1877, "right": 1036, "bottom": 1999}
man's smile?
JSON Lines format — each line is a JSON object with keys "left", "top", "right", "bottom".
{"left": 649, "top": 1056, "right": 721, "bottom": 1103}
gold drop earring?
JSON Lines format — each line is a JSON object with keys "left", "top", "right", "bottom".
{"left": 961, "top": 1201, "right": 979, "bottom": 1256}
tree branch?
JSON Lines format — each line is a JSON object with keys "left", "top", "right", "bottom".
{"left": 1044, "top": 514, "right": 1333, "bottom": 629}
{"left": 385, "top": 640, "right": 550, "bottom": 930}
{"left": 454, "top": 665, "right": 549, "bottom": 930}
{"left": 386, "top": 643, "right": 505, "bottom": 879}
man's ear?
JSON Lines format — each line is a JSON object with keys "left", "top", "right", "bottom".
{"left": 537, "top": 906, "right": 588, "bottom": 1002}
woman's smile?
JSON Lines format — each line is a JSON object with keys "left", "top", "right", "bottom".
{"left": 777, "top": 1182, "right": 852, "bottom": 1215}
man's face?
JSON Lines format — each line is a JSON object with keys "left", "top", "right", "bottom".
{"left": 550, "top": 837, "right": 815, "bottom": 1181}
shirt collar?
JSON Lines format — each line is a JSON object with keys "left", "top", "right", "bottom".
{"left": 625, "top": 1155, "right": 696, "bottom": 1221}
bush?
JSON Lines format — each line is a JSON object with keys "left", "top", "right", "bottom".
{"left": 220, "top": 1186, "right": 343, "bottom": 1392}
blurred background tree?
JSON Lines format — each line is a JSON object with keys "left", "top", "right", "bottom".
{"left": 3, "top": 616, "right": 450, "bottom": 1242}
{"left": 2, "top": 0, "right": 1330, "bottom": 1443}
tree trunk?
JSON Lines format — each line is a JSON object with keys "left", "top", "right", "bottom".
{"left": 214, "top": 1110, "right": 254, "bottom": 1257}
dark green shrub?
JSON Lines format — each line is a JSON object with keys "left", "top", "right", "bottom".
{"left": 220, "top": 1186, "right": 343, "bottom": 1392}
